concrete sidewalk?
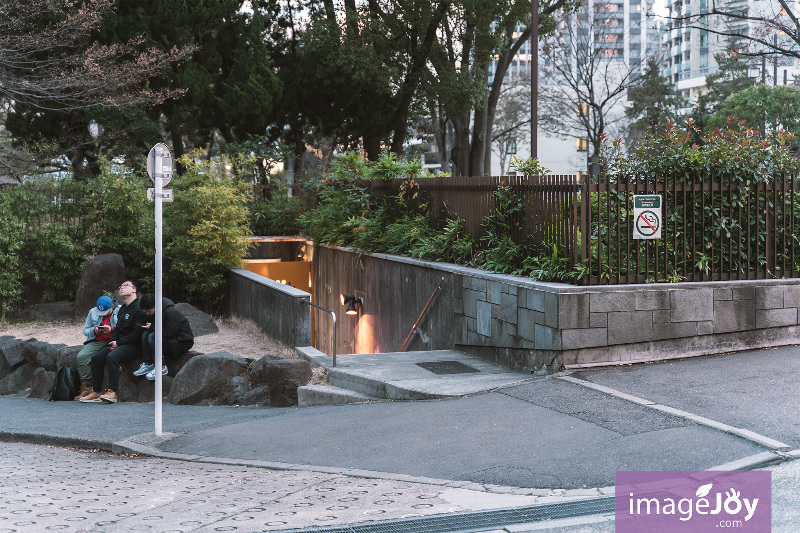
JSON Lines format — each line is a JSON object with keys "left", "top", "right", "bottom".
{"left": 2, "top": 344, "right": 799, "bottom": 531}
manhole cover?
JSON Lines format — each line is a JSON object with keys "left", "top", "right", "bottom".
{"left": 416, "top": 361, "right": 480, "bottom": 375}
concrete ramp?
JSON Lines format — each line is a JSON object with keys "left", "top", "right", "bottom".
{"left": 296, "top": 348, "right": 534, "bottom": 405}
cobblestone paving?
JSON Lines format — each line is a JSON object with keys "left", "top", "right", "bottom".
{"left": 0, "top": 442, "right": 464, "bottom": 532}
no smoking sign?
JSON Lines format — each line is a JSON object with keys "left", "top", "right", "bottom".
{"left": 633, "top": 195, "right": 662, "bottom": 240}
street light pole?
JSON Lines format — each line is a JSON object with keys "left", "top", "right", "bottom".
{"left": 531, "top": 0, "right": 539, "bottom": 163}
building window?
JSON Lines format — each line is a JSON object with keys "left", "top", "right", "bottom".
{"left": 506, "top": 139, "right": 517, "bottom": 154}
{"left": 576, "top": 137, "right": 588, "bottom": 151}
{"left": 577, "top": 101, "right": 589, "bottom": 117}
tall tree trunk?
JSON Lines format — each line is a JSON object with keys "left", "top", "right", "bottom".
{"left": 484, "top": 23, "right": 531, "bottom": 176}
{"left": 390, "top": 2, "right": 450, "bottom": 155}
{"left": 469, "top": 95, "right": 488, "bottom": 176}
{"left": 434, "top": 103, "right": 451, "bottom": 174}
{"left": 170, "top": 128, "right": 186, "bottom": 175}
{"left": 450, "top": 115, "right": 470, "bottom": 177}
{"left": 363, "top": 136, "right": 382, "bottom": 161}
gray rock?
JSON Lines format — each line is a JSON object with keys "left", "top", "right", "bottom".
{"left": 20, "top": 302, "right": 75, "bottom": 322}
{"left": 218, "top": 376, "right": 251, "bottom": 405}
{"left": 135, "top": 376, "right": 173, "bottom": 403}
{"left": 73, "top": 254, "right": 125, "bottom": 319}
{"left": 249, "top": 357, "right": 312, "bottom": 407}
{"left": 174, "top": 303, "right": 219, "bottom": 337}
{"left": 166, "top": 352, "right": 247, "bottom": 405}
{"left": 168, "top": 350, "right": 201, "bottom": 376}
{"left": 35, "top": 351, "right": 57, "bottom": 372}
{"left": 22, "top": 340, "right": 51, "bottom": 366}
{"left": 238, "top": 386, "right": 271, "bottom": 407}
{"left": 0, "top": 357, "right": 9, "bottom": 381}
{"left": 28, "top": 367, "right": 55, "bottom": 399}
{"left": 57, "top": 346, "right": 82, "bottom": 369}
{"left": 0, "top": 364, "right": 36, "bottom": 395}
{"left": 0, "top": 339, "right": 26, "bottom": 369}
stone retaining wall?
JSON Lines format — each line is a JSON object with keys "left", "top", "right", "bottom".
{"left": 310, "top": 245, "right": 800, "bottom": 371}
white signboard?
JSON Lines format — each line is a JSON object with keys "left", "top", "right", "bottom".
{"left": 146, "top": 142, "right": 173, "bottom": 186}
{"left": 147, "top": 188, "right": 173, "bottom": 202}
{"left": 633, "top": 195, "right": 662, "bottom": 240}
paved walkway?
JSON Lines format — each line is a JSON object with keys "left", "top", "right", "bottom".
{"left": 2, "top": 344, "right": 800, "bottom": 531}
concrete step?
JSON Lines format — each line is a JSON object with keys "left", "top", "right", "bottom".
{"left": 297, "top": 384, "right": 380, "bottom": 407}
{"left": 295, "top": 346, "right": 533, "bottom": 402}
{"left": 326, "top": 369, "right": 451, "bottom": 401}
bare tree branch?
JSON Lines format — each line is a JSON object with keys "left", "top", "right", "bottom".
{"left": 0, "top": 0, "right": 192, "bottom": 112}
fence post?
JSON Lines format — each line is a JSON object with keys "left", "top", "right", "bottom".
{"left": 579, "top": 174, "right": 588, "bottom": 283}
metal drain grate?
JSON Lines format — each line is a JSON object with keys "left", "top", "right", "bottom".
{"left": 272, "top": 496, "right": 615, "bottom": 533}
{"left": 416, "top": 361, "right": 480, "bottom": 375}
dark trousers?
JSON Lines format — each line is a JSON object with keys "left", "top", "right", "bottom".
{"left": 90, "top": 343, "right": 142, "bottom": 393}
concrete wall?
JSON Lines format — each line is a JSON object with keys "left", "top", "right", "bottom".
{"left": 313, "top": 245, "right": 800, "bottom": 371}
{"left": 311, "top": 244, "right": 456, "bottom": 356}
{"left": 227, "top": 268, "right": 311, "bottom": 348}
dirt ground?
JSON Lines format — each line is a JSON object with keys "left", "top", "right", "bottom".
{"left": 0, "top": 316, "right": 299, "bottom": 362}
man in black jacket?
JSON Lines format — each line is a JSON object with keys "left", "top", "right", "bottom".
{"left": 81, "top": 280, "right": 146, "bottom": 404}
{"left": 132, "top": 294, "right": 194, "bottom": 380}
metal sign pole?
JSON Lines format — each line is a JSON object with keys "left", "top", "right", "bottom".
{"left": 146, "top": 142, "right": 172, "bottom": 437}
{"left": 154, "top": 151, "right": 163, "bottom": 436}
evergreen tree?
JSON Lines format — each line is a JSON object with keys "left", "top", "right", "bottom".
{"left": 691, "top": 41, "right": 755, "bottom": 132}
{"left": 625, "top": 59, "right": 684, "bottom": 144}
{"left": 709, "top": 85, "right": 800, "bottom": 152}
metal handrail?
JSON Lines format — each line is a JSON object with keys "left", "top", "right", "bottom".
{"left": 303, "top": 300, "right": 337, "bottom": 366}
{"left": 399, "top": 277, "right": 445, "bottom": 352}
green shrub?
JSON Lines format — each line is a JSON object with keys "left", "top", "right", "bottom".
{"left": 164, "top": 155, "right": 254, "bottom": 311}
{"left": 251, "top": 185, "right": 306, "bottom": 236}
{"left": 0, "top": 188, "right": 26, "bottom": 318}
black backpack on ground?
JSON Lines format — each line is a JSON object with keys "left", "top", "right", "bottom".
{"left": 49, "top": 366, "right": 80, "bottom": 401}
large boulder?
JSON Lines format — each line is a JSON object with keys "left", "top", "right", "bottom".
{"left": 218, "top": 376, "right": 251, "bottom": 405}
{"left": 166, "top": 352, "right": 247, "bottom": 405}
{"left": 120, "top": 374, "right": 173, "bottom": 404}
{"left": 168, "top": 350, "right": 202, "bottom": 376}
{"left": 0, "top": 364, "right": 36, "bottom": 395}
{"left": 20, "top": 302, "right": 75, "bottom": 322}
{"left": 0, "top": 339, "right": 27, "bottom": 370}
{"left": 56, "top": 346, "right": 82, "bottom": 369}
{"left": 15, "top": 340, "right": 63, "bottom": 372}
{"left": 174, "top": 303, "right": 219, "bottom": 337}
{"left": 73, "top": 254, "right": 125, "bottom": 319}
{"left": 28, "top": 367, "right": 55, "bottom": 399}
{"left": 249, "top": 356, "right": 312, "bottom": 407}
{"left": 238, "top": 386, "right": 271, "bottom": 407}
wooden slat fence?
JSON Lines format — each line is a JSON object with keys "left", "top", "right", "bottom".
{"left": 370, "top": 175, "right": 581, "bottom": 264}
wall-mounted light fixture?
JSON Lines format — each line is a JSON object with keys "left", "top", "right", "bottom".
{"left": 340, "top": 294, "right": 363, "bottom": 315}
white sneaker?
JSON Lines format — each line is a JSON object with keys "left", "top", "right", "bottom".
{"left": 146, "top": 365, "right": 168, "bottom": 380}
{"left": 133, "top": 362, "right": 155, "bottom": 376}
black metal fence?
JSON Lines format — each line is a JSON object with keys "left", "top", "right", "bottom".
{"left": 580, "top": 174, "right": 800, "bottom": 284}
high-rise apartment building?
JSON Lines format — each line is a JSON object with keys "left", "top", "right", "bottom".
{"left": 664, "top": 0, "right": 799, "bottom": 104}
{"left": 486, "top": 0, "right": 662, "bottom": 174}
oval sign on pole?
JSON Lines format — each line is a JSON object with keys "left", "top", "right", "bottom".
{"left": 146, "top": 142, "right": 173, "bottom": 186}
